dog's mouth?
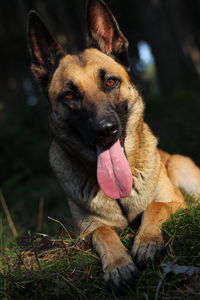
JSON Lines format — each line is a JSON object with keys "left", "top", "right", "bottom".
{"left": 96, "top": 137, "right": 133, "bottom": 199}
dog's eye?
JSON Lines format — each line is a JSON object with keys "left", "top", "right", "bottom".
{"left": 64, "top": 91, "right": 74, "bottom": 101}
{"left": 106, "top": 78, "right": 118, "bottom": 88}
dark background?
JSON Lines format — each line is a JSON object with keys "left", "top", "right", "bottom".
{"left": 0, "top": 0, "right": 200, "bottom": 238}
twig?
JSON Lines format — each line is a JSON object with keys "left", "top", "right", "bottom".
{"left": 48, "top": 216, "right": 72, "bottom": 238}
{"left": 67, "top": 245, "right": 99, "bottom": 260}
{"left": 0, "top": 190, "right": 17, "bottom": 238}
{"left": 36, "top": 197, "right": 44, "bottom": 232}
{"left": 154, "top": 272, "right": 168, "bottom": 300}
{"left": 60, "top": 235, "right": 70, "bottom": 264}
{"left": 56, "top": 273, "right": 87, "bottom": 299}
{"left": 28, "top": 231, "right": 42, "bottom": 272}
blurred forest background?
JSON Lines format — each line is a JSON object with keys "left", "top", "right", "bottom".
{"left": 0, "top": 0, "right": 200, "bottom": 240}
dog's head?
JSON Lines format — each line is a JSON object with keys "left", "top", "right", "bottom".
{"left": 28, "top": 0, "right": 144, "bottom": 199}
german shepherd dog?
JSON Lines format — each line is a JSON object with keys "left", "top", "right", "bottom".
{"left": 28, "top": 0, "right": 200, "bottom": 291}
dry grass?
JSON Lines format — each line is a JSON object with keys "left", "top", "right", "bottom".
{"left": 0, "top": 205, "right": 200, "bottom": 299}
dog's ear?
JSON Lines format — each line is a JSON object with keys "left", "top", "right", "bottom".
{"left": 28, "top": 11, "right": 65, "bottom": 92}
{"left": 87, "top": 0, "right": 129, "bottom": 69}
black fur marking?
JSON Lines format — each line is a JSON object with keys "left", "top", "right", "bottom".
{"left": 98, "top": 68, "right": 121, "bottom": 92}
{"left": 99, "top": 68, "right": 107, "bottom": 81}
{"left": 81, "top": 177, "right": 89, "bottom": 198}
{"left": 115, "top": 100, "right": 129, "bottom": 139}
{"left": 58, "top": 81, "right": 83, "bottom": 104}
{"left": 28, "top": 11, "right": 65, "bottom": 95}
{"left": 117, "top": 199, "right": 128, "bottom": 219}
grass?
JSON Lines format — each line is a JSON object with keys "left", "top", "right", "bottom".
{"left": 1, "top": 88, "right": 200, "bottom": 299}
{"left": 0, "top": 204, "right": 200, "bottom": 300}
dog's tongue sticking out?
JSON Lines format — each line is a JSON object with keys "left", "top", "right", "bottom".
{"left": 97, "top": 139, "right": 133, "bottom": 199}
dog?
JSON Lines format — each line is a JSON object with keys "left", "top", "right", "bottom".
{"left": 28, "top": 0, "right": 200, "bottom": 291}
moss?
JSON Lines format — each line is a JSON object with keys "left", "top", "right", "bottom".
{"left": 0, "top": 206, "right": 200, "bottom": 299}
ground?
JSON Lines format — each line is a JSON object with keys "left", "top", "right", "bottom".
{"left": 0, "top": 204, "right": 200, "bottom": 300}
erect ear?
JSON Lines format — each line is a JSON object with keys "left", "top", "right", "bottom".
{"left": 28, "top": 11, "right": 65, "bottom": 92}
{"left": 87, "top": 0, "right": 129, "bottom": 69}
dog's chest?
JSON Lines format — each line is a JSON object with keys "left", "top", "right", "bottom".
{"left": 117, "top": 188, "right": 152, "bottom": 222}
{"left": 89, "top": 184, "right": 153, "bottom": 226}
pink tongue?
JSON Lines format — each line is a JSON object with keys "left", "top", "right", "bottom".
{"left": 97, "top": 139, "right": 133, "bottom": 199}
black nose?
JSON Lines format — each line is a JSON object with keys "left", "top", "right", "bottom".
{"left": 97, "top": 120, "right": 118, "bottom": 138}
{"left": 91, "top": 117, "right": 120, "bottom": 146}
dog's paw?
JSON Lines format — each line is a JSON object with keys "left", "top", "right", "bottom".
{"left": 131, "top": 235, "right": 166, "bottom": 269}
{"left": 103, "top": 261, "right": 139, "bottom": 294}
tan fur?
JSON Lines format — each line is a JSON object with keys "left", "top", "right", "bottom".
{"left": 92, "top": 226, "right": 132, "bottom": 271}
{"left": 47, "top": 47, "right": 200, "bottom": 288}
{"left": 92, "top": 225, "right": 139, "bottom": 287}
{"left": 29, "top": 5, "right": 200, "bottom": 290}
{"left": 48, "top": 48, "right": 195, "bottom": 275}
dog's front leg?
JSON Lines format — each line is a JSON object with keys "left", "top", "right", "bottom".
{"left": 131, "top": 164, "right": 186, "bottom": 269}
{"left": 131, "top": 201, "right": 173, "bottom": 269}
{"left": 92, "top": 225, "right": 139, "bottom": 291}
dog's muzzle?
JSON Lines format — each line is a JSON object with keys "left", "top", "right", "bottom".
{"left": 88, "top": 115, "right": 121, "bottom": 148}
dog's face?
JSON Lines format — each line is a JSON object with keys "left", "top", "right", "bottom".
{"left": 28, "top": 0, "right": 143, "bottom": 199}
{"left": 49, "top": 48, "right": 135, "bottom": 150}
